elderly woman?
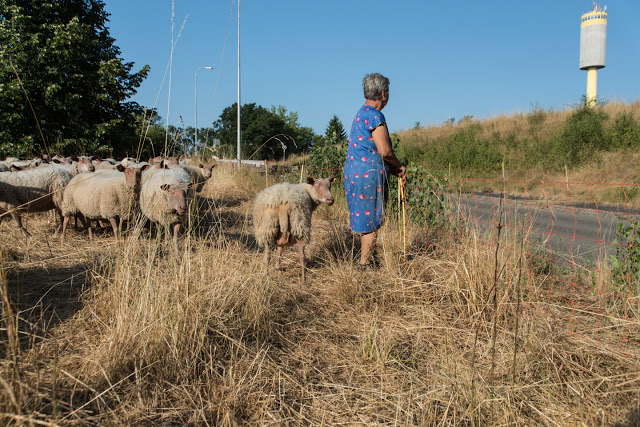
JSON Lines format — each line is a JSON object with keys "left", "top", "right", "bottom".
{"left": 344, "top": 73, "right": 406, "bottom": 268}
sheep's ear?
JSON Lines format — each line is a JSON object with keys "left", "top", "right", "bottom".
{"left": 10, "top": 165, "right": 22, "bottom": 172}
{"left": 140, "top": 164, "right": 151, "bottom": 172}
{"left": 306, "top": 177, "right": 315, "bottom": 185}
{"left": 116, "top": 164, "right": 126, "bottom": 172}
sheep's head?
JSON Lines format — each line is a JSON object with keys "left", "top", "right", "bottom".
{"left": 118, "top": 164, "right": 150, "bottom": 189}
{"left": 71, "top": 156, "right": 96, "bottom": 173}
{"left": 307, "top": 177, "right": 335, "bottom": 206}
{"left": 167, "top": 155, "right": 181, "bottom": 165}
{"left": 160, "top": 183, "right": 189, "bottom": 215}
{"left": 199, "top": 164, "right": 215, "bottom": 179}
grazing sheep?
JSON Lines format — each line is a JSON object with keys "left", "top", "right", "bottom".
{"left": 253, "top": 177, "right": 335, "bottom": 283}
{"left": 0, "top": 157, "right": 94, "bottom": 236}
{"left": 140, "top": 167, "right": 192, "bottom": 259}
{"left": 60, "top": 164, "right": 150, "bottom": 241}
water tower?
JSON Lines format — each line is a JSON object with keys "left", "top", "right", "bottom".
{"left": 580, "top": 3, "right": 607, "bottom": 106}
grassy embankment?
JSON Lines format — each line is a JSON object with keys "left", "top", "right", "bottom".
{"left": 0, "top": 163, "right": 638, "bottom": 425}
{"left": 395, "top": 101, "right": 640, "bottom": 206}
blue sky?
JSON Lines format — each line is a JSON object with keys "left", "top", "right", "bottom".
{"left": 104, "top": 0, "right": 640, "bottom": 135}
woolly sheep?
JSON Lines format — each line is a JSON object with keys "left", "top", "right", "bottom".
{"left": 168, "top": 163, "right": 215, "bottom": 192}
{"left": 50, "top": 156, "right": 98, "bottom": 176}
{"left": 252, "top": 177, "right": 335, "bottom": 283}
{"left": 0, "top": 158, "right": 94, "bottom": 236}
{"left": 140, "top": 167, "right": 192, "bottom": 260}
{"left": 60, "top": 164, "right": 150, "bottom": 241}
{"left": 94, "top": 158, "right": 118, "bottom": 170}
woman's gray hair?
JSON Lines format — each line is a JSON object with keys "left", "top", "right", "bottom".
{"left": 362, "top": 73, "right": 389, "bottom": 101}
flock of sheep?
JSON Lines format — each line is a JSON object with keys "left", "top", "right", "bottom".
{"left": 0, "top": 153, "right": 336, "bottom": 281}
{"left": 0, "top": 154, "right": 214, "bottom": 258}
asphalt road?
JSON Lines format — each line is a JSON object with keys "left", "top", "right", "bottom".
{"left": 450, "top": 192, "right": 640, "bottom": 267}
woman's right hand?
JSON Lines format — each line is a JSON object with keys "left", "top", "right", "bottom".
{"left": 391, "top": 165, "right": 406, "bottom": 182}
{"left": 397, "top": 165, "right": 406, "bottom": 184}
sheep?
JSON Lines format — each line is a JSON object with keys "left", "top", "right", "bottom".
{"left": 150, "top": 155, "right": 182, "bottom": 167}
{"left": 140, "top": 167, "right": 192, "bottom": 260}
{"left": 60, "top": 164, "right": 150, "bottom": 241}
{"left": 253, "top": 177, "right": 335, "bottom": 283}
{"left": 50, "top": 156, "right": 98, "bottom": 175}
{"left": 168, "top": 163, "right": 215, "bottom": 192}
{"left": 94, "top": 158, "right": 118, "bottom": 170}
{"left": 0, "top": 157, "right": 94, "bottom": 236}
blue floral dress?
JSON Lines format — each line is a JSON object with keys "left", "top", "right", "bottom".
{"left": 343, "top": 104, "right": 391, "bottom": 233}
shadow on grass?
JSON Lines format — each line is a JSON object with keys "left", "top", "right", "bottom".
{"left": 1, "top": 262, "right": 91, "bottom": 355}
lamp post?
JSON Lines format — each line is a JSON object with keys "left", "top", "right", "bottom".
{"left": 195, "top": 66, "right": 213, "bottom": 152}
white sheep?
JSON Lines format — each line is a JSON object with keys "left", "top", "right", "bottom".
{"left": 253, "top": 177, "right": 335, "bottom": 283}
{"left": 0, "top": 157, "right": 95, "bottom": 236}
{"left": 140, "top": 167, "right": 192, "bottom": 260}
{"left": 168, "top": 163, "right": 215, "bottom": 192}
{"left": 59, "top": 164, "right": 150, "bottom": 241}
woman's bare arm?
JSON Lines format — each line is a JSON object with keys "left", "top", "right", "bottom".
{"left": 372, "top": 124, "right": 405, "bottom": 179}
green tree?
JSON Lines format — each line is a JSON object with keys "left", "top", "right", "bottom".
{"left": 308, "top": 120, "right": 347, "bottom": 174}
{"left": 325, "top": 114, "right": 347, "bottom": 145}
{"left": 269, "top": 104, "right": 314, "bottom": 152}
{"left": 0, "top": 0, "right": 149, "bottom": 157}
{"left": 211, "top": 103, "right": 310, "bottom": 160}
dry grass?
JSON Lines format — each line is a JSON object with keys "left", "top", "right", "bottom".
{"left": 400, "top": 101, "right": 640, "bottom": 144}
{"left": 0, "top": 164, "right": 639, "bottom": 425}
{"left": 398, "top": 101, "right": 640, "bottom": 206}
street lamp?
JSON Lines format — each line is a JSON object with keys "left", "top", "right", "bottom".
{"left": 195, "top": 66, "right": 213, "bottom": 152}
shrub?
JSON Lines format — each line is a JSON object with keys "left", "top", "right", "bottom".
{"left": 307, "top": 129, "right": 346, "bottom": 176}
{"left": 610, "top": 112, "right": 640, "bottom": 149}
{"left": 610, "top": 220, "right": 640, "bottom": 296}
{"left": 388, "top": 165, "right": 451, "bottom": 231}
{"left": 550, "top": 105, "right": 609, "bottom": 168}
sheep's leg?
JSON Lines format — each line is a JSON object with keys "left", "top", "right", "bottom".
{"left": 263, "top": 246, "right": 270, "bottom": 272}
{"left": 86, "top": 219, "right": 93, "bottom": 240}
{"left": 164, "top": 225, "right": 170, "bottom": 244}
{"left": 298, "top": 241, "right": 306, "bottom": 284}
{"left": 61, "top": 216, "right": 69, "bottom": 242}
{"left": 118, "top": 217, "right": 124, "bottom": 234}
{"left": 109, "top": 217, "right": 119, "bottom": 239}
{"left": 172, "top": 223, "right": 181, "bottom": 261}
{"left": 11, "top": 212, "right": 31, "bottom": 237}
{"left": 275, "top": 245, "right": 284, "bottom": 270}
{"left": 53, "top": 208, "right": 63, "bottom": 237}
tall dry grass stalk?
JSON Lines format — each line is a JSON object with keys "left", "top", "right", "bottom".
{"left": 0, "top": 164, "right": 638, "bottom": 425}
